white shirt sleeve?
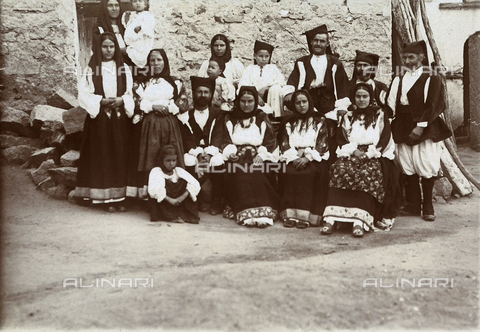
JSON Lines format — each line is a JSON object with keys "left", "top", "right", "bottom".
{"left": 386, "top": 76, "right": 400, "bottom": 117}
{"left": 122, "top": 64, "right": 135, "bottom": 118}
{"left": 78, "top": 66, "right": 103, "bottom": 119}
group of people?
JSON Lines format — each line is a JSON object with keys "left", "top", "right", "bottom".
{"left": 75, "top": 0, "right": 452, "bottom": 237}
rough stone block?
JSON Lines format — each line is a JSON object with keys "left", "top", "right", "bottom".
{"left": 45, "top": 129, "right": 66, "bottom": 150}
{"left": 30, "top": 105, "right": 65, "bottom": 127}
{"left": 48, "top": 167, "right": 77, "bottom": 188}
{"left": 0, "top": 134, "right": 44, "bottom": 149}
{"left": 434, "top": 177, "right": 453, "bottom": 199}
{"left": 0, "top": 100, "right": 35, "bottom": 115}
{"left": 62, "top": 107, "right": 87, "bottom": 135}
{"left": 60, "top": 150, "right": 80, "bottom": 167}
{"left": 46, "top": 184, "right": 70, "bottom": 200}
{"left": 47, "top": 87, "right": 79, "bottom": 110}
{"left": 29, "top": 159, "right": 56, "bottom": 185}
{"left": 36, "top": 176, "right": 57, "bottom": 191}
{"left": 0, "top": 106, "right": 32, "bottom": 137}
{"left": 39, "top": 121, "right": 66, "bottom": 149}
{"left": 1, "top": 145, "right": 36, "bottom": 165}
{"left": 31, "top": 147, "right": 59, "bottom": 168}
{"left": 67, "top": 189, "right": 77, "bottom": 204}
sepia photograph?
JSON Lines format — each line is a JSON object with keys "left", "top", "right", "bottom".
{"left": 0, "top": 0, "right": 479, "bottom": 330}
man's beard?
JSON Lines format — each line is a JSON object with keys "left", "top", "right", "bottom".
{"left": 356, "top": 69, "right": 371, "bottom": 81}
{"left": 194, "top": 97, "right": 210, "bottom": 108}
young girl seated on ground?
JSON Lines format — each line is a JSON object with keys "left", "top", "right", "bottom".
{"left": 148, "top": 145, "right": 201, "bottom": 224}
{"left": 122, "top": 0, "right": 155, "bottom": 70}
{"left": 238, "top": 40, "right": 287, "bottom": 120}
{"left": 207, "top": 57, "right": 236, "bottom": 112}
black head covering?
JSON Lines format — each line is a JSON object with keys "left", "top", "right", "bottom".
{"left": 231, "top": 86, "right": 261, "bottom": 120}
{"left": 190, "top": 76, "right": 215, "bottom": 94}
{"left": 283, "top": 89, "right": 318, "bottom": 131}
{"left": 353, "top": 50, "right": 380, "bottom": 80}
{"left": 88, "top": 32, "right": 127, "bottom": 97}
{"left": 351, "top": 83, "right": 380, "bottom": 128}
{"left": 210, "top": 34, "right": 232, "bottom": 63}
{"left": 253, "top": 40, "right": 274, "bottom": 65}
{"left": 403, "top": 40, "right": 429, "bottom": 66}
{"left": 145, "top": 49, "right": 178, "bottom": 99}
{"left": 304, "top": 24, "right": 335, "bottom": 55}
{"left": 94, "top": 0, "right": 125, "bottom": 40}
{"left": 156, "top": 145, "right": 177, "bottom": 172}
{"left": 355, "top": 50, "right": 380, "bottom": 66}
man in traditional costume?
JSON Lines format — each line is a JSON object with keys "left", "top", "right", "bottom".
{"left": 386, "top": 41, "right": 451, "bottom": 221}
{"left": 349, "top": 50, "right": 388, "bottom": 108}
{"left": 180, "top": 76, "right": 223, "bottom": 215}
{"left": 284, "top": 24, "right": 351, "bottom": 159}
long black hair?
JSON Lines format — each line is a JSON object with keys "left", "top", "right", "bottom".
{"left": 351, "top": 83, "right": 380, "bottom": 129}
{"left": 283, "top": 89, "right": 319, "bottom": 132}
{"left": 88, "top": 32, "right": 127, "bottom": 97}
{"left": 210, "top": 34, "right": 232, "bottom": 63}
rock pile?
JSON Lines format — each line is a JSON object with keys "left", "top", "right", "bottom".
{"left": 1, "top": 88, "right": 86, "bottom": 200}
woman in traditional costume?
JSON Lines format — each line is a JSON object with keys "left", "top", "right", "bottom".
{"left": 76, "top": 32, "right": 134, "bottom": 212}
{"left": 198, "top": 34, "right": 245, "bottom": 88}
{"left": 93, "top": 0, "right": 128, "bottom": 64}
{"left": 220, "top": 86, "right": 279, "bottom": 228}
{"left": 278, "top": 90, "right": 330, "bottom": 229}
{"left": 322, "top": 83, "right": 398, "bottom": 237}
{"left": 136, "top": 49, "right": 185, "bottom": 191}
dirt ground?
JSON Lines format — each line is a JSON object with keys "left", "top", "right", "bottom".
{"left": 0, "top": 144, "right": 479, "bottom": 331}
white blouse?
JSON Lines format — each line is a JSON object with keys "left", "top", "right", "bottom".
{"left": 148, "top": 167, "right": 201, "bottom": 203}
{"left": 336, "top": 110, "right": 395, "bottom": 160}
{"left": 221, "top": 117, "right": 278, "bottom": 162}
{"left": 280, "top": 118, "right": 329, "bottom": 164}
{"left": 239, "top": 64, "right": 286, "bottom": 91}
{"left": 78, "top": 60, "right": 134, "bottom": 119}
{"left": 136, "top": 78, "right": 181, "bottom": 115}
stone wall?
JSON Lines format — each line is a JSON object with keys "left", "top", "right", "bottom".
{"left": 0, "top": 0, "right": 78, "bottom": 105}
{"left": 0, "top": 0, "right": 391, "bottom": 103}
{"left": 150, "top": 0, "right": 392, "bottom": 92}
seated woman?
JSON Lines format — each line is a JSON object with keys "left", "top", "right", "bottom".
{"left": 278, "top": 90, "right": 330, "bottom": 229}
{"left": 220, "top": 86, "right": 279, "bottom": 228}
{"left": 198, "top": 34, "right": 245, "bottom": 88}
{"left": 136, "top": 49, "right": 186, "bottom": 190}
{"left": 76, "top": 32, "right": 134, "bottom": 212}
{"left": 322, "top": 83, "right": 397, "bottom": 237}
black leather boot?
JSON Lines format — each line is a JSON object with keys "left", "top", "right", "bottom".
{"left": 421, "top": 177, "right": 436, "bottom": 221}
{"left": 398, "top": 174, "right": 421, "bottom": 216}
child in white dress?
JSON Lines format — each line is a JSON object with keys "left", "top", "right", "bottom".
{"left": 122, "top": 0, "right": 155, "bottom": 69}
{"left": 238, "top": 40, "right": 287, "bottom": 119}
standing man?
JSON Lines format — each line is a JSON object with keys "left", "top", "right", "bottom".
{"left": 284, "top": 25, "right": 350, "bottom": 159}
{"left": 349, "top": 50, "right": 389, "bottom": 108}
{"left": 180, "top": 76, "right": 223, "bottom": 215}
{"left": 386, "top": 41, "right": 451, "bottom": 221}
